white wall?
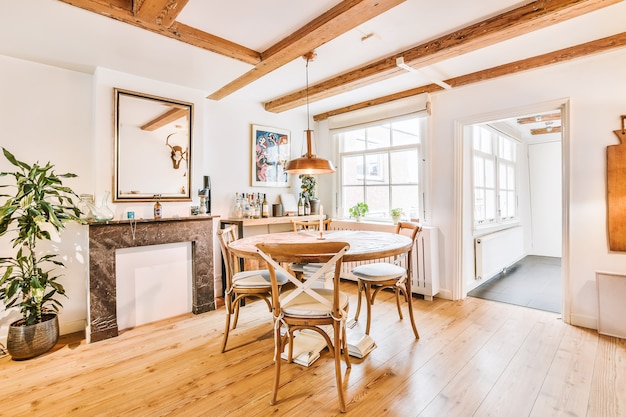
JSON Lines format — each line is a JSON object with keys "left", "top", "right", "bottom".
{"left": 528, "top": 140, "right": 562, "bottom": 257}
{"left": 430, "top": 47, "right": 626, "bottom": 329}
{"left": 0, "top": 55, "right": 92, "bottom": 337}
{"left": 0, "top": 56, "right": 306, "bottom": 340}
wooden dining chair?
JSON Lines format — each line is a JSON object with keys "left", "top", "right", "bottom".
{"left": 256, "top": 241, "right": 352, "bottom": 413}
{"left": 351, "top": 221, "right": 422, "bottom": 339}
{"left": 216, "top": 225, "right": 289, "bottom": 353}
{"left": 291, "top": 218, "right": 332, "bottom": 231}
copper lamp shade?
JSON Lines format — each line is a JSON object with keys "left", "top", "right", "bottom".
{"left": 285, "top": 51, "right": 336, "bottom": 175}
{"left": 285, "top": 129, "right": 335, "bottom": 174}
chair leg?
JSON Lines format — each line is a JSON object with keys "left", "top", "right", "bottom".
{"left": 232, "top": 297, "right": 241, "bottom": 329}
{"left": 394, "top": 287, "right": 404, "bottom": 320}
{"left": 354, "top": 279, "right": 364, "bottom": 321}
{"left": 333, "top": 320, "right": 347, "bottom": 413}
{"left": 220, "top": 299, "right": 233, "bottom": 353}
{"left": 363, "top": 282, "right": 373, "bottom": 335}
{"left": 406, "top": 291, "right": 419, "bottom": 339}
{"left": 341, "top": 319, "right": 352, "bottom": 369}
{"left": 270, "top": 325, "right": 282, "bottom": 406}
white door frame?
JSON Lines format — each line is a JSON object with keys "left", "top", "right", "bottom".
{"left": 452, "top": 98, "right": 571, "bottom": 323}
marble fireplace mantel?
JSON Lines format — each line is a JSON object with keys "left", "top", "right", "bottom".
{"left": 87, "top": 216, "right": 217, "bottom": 343}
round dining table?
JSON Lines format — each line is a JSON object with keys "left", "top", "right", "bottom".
{"left": 228, "top": 229, "right": 413, "bottom": 262}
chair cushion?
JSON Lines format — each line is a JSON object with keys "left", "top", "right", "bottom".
{"left": 232, "top": 269, "right": 289, "bottom": 288}
{"left": 280, "top": 288, "right": 349, "bottom": 318}
{"left": 351, "top": 262, "right": 406, "bottom": 281}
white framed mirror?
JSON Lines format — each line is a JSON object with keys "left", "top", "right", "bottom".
{"left": 114, "top": 88, "right": 193, "bottom": 202}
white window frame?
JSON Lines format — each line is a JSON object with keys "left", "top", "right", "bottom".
{"left": 333, "top": 113, "right": 427, "bottom": 222}
{"left": 472, "top": 125, "right": 519, "bottom": 230}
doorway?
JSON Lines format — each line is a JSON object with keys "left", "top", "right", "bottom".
{"left": 455, "top": 100, "right": 569, "bottom": 318}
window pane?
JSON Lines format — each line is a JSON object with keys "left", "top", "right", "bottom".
{"left": 474, "top": 157, "right": 485, "bottom": 187}
{"left": 339, "top": 129, "right": 366, "bottom": 152}
{"left": 507, "top": 165, "right": 515, "bottom": 189}
{"left": 342, "top": 155, "right": 364, "bottom": 186}
{"left": 364, "top": 153, "right": 388, "bottom": 185}
{"left": 485, "top": 190, "right": 496, "bottom": 220}
{"left": 392, "top": 119, "right": 420, "bottom": 146}
{"left": 343, "top": 186, "right": 364, "bottom": 217}
{"left": 366, "top": 125, "right": 390, "bottom": 149}
{"left": 390, "top": 149, "right": 419, "bottom": 184}
{"left": 474, "top": 189, "right": 486, "bottom": 223}
{"left": 485, "top": 158, "right": 495, "bottom": 188}
{"left": 391, "top": 185, "right": 420, "bottom": 219}
{"left": 365, "top": 186, "right": 389, "bottom": 219}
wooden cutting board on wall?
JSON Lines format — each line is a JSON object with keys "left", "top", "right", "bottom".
{"left": 608, "top": 116, "right": 626, "bottom": 251}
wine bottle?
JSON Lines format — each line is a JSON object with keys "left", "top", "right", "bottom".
{"left": 262, "top": 193, "right": 269, "bottom": 218}
{"left": 297, "top": 193, "right": 304, "bottom": 216}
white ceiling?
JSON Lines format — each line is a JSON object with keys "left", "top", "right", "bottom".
{"left": 1, "top": 0, "right": 625, "bottom": 121}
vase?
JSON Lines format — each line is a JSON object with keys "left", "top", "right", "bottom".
{"left": 7, "top": 314, "right": 59, "bottom": 360}
{"left": 95, "top": 191, "right": 114, "bottom": 221}
{"left": 310, "top": 199, "right": 320, "bottom": 215}
{"left": 392, "top": 215, "right": 401, "bottom": 225}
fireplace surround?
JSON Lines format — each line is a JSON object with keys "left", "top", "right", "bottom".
{"left": 87, "top": 216, "right": 216, "bottom": 342}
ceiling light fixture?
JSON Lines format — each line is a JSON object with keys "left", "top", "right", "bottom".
{"left": 285, "top": 51, "right": 336, "bottom": 175}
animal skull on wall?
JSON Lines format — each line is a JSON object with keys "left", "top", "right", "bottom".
{"left": 166, "top": 133, "right": 188, "bottom": 169}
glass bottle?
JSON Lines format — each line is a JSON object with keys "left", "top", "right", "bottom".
{"left": 243, "top": 193, "right": 251, "bottom": 218}
{"left": 153, "top": 194, "right": 162, "bottom": 219}
{"left": 297, "top": 193, "right": 304, "bottom": 216}
{"left": 262, "top": 193, "right": 269, "bottom": 218}
{"left": 94, "top": 191, "right": 114, "bottom": 222}
{"left": 78, "top": 193, "right": 97, "bottom": 221}
{"left": 304, "top": 195, "right": 311, "bottom": 216}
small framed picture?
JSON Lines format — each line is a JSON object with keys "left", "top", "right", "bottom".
{"left": 251, "top": 124, "right": 290, "bottom": 187}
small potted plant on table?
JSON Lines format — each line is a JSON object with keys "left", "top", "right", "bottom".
{"left": 390, "top": 208, "right": 404, "bottom": 225}
{"left": 0, "top": 148, "right": 83, "bottom": 360}
{"left": 349, "top": 202, "right": 369, "bottom": 222}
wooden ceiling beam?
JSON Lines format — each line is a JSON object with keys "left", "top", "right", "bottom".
{"left": 140, "top": 107, "right": 189, "bottom": 131}
{"left": 517, "top": 113, "right": 562, "bottom": 124}
{"left": 267, "top": 0, "right": 621, "bottom": 113}
{"left": 58, "top": 0, "right": 261, "bottom": 64}
{"left": 132, "top": 0, "right": 189, "bottom": 27}
{"left": 531, "top": 126, "right": 563, "bottom": 135}
{"left": 314, "top": 31, "right": 626, "bottom": 121}
{"left": 206, "top": 0, "right": 405, "bottom": 100}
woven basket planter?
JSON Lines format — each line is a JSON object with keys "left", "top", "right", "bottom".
{"left": 7, "top": 314, "right": 59, "bottom": 360}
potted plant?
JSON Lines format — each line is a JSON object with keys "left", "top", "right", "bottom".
{"left": 349, "top": 202, "right": 369, "bottom": 222}
{"left": 299, "top": 174, "right": 320, "bottom": 214}
{"left": 390, "top": 208, "right": 404, "bottom": 225}
{"left": 0, "top": 148, "right": 83, "bottom": 360}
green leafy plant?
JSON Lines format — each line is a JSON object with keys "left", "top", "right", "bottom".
{"left": 349, "top": 202, "right": 369, "bottom": 219}
{"left": 390, "top": 208, "right": 404, "bottom": 217}
{"left": 299, "top": 174, "right": 316, "bottom": 200}
{"left": 0, "top": 148, "right": 83, "bottom": 326}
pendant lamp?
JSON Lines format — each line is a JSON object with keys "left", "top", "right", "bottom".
{"left": 285, "top": 52, "right": 336, "bottom": 175}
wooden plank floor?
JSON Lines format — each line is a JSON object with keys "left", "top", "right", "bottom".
{"left": 1, "top": 280, "right": 624, "bottom": 417}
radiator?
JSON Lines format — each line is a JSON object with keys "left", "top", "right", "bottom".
{"left": 330, "top": 220, "right": 440, "bottom": 300}
{"left": 474, "top": 226, "right": 524, "bottom": 280}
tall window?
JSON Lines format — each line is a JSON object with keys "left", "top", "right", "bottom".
{"left": 472, "top": 125, "right": 518, "bottom": 228}
{"left": 334, "top": 115, "right": 426, "bottom": 221}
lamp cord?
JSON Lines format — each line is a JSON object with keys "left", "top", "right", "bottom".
{"left": 306, "top": 57, "right": 311, "bottom": 131}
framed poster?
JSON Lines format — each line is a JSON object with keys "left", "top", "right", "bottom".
{"left": 252, "top": 124, "right": 290, "bottom": 187}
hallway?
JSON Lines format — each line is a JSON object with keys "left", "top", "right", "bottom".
{"left": 468, "top": 255, "right": 562, "bottom": 313}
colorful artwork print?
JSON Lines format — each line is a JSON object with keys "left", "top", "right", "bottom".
{"left": 252, "top": 125, "right": 290, "bottom": 187}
